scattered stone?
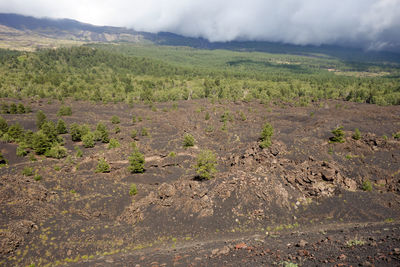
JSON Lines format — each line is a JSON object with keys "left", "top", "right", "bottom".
{"left": 393, "top": 248, "right": 400, "bottom": 255}
{"left": 296, "top": 240, "right": 308, "bottom": 247}
{"left": 338, "top": 254, "right": 347, "bottom": 260}
{"left": 235, "top": 243, "right": 247, "bottom": 250}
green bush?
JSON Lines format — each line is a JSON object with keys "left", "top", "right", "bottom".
{"left": 108, "top": 138, "right": 120, "bottom": 149}
{"left": 393, "top": 131, "right": 400, "bottom": 139}
{"left": 57, "top": 106, "right": 72, "bottom": 116}
{"left": 41, "top": 121, "right": 59, "bottom": 143}
{"left": 17, "top": 103, "right": 26, "bottom": 114}
{"left": 260, "top": 122, "right": 273, "bottom": 149}
{"left": 352, "top": 128, "right": 361, "bottom": 140}
{"left": 132, "top": 115, "right": 137, "bottom": 124}
{"left": 1, "top": 103, "right": 9, "bottom": 114}
{"left": 16, "top": 144, "right": 28, "bottom": 157}
{"left": 0, "top": 151, "right": 7, "bottom": 166}
{"left": 362, "top": 180, "right": 373, "bottom": 192}
{"left": 10, "top": 103, "right": 17, "bottom": 114}
{"left": 34, "top": 174, "right": 42, "bottom": 181}
{"left": 195, "top": 150, "right": 217, "bottom": 180}
{"left": 96, "top": 123, "right": 109, "bottom": 143}
{"left": 129, "top": 183, "right": 138, "bottom": 196}
{"left": 131, "top": 129, "right": 137, "bottom": 139}
{"left": 74, "top": 146, "right": 83, "bottom": 158}
{"left": 140, "top": 127, "right": 149, "bottom": 136}
{"left": 114, "top": 126, "right": 121, "bottom": 134}
{"left": 183, "top": 134, "right": 195, "bottom": 147}
{"left": 220, "top": 111, "right": 233, "bottom": 123}
{"left": 45, "top": 144, "right": 67, "bottom": 159}
{"left": 70, "top": 123, "right": 82, "bottom": 141}
{"left": 0, "top": 116, "right": 8, "bottom": 134}
{"left": 22, "top": 166, "right": 34, "bottom": 176}
{"left": 36, "top": 110, "right": 47, "bottom": 129}
{"left": 95, "top": 158, "right": 111, "bottom": 173}
{"left": 111, "top": 115, "right": 120, "bottom": 124}
{"left": 56, "top": 119, "right": 68, "bottom": 134}
{"left": 128, "top": 149, "right": 145, "bottom": 173}
{"left": 7, "top": 123, "right": 24, "bottom": 142}
{"left": 82, "top": 132, "right": 95, "bottom": 148}
{"left": 330, "top": 126, "right": 345, "bottom": 143}
{"left": 205, "top": 112, "right": 210, "bottom": 120}
{"left": 32, "top": 131, "right": 52, "bottom": 155}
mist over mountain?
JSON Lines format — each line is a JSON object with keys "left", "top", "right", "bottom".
{"left": 1, "top": 0, "right": 400, "bottom": 53}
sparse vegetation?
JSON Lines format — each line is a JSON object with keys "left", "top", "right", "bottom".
{"left": 36, "top": 110, "right": 47, "bottom": 129}
{"left": 352, "top": 128, "right": 361, "bottom": 140}
{"left": 140, "top": 127, "right": 149, "bottom": 136}
{"left": 194, "top": 150, "right": 217, "bottom": 180}
{"left": 56, "top": 119, "right": 68, "bottom": 134}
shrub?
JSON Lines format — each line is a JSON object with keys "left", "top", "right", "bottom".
{"left": 34, "top": 174, "right": 42, "bottom": 181}
{"left": 56, "top": 119, "right": 67, "bottom": 134}
{"left": 41, "top": 121, "right": 59, "bottom": 143}
{"left": 82, "top": 132, "right": 95, "bottom": 148}
{"left": 183, "top": 134, "right": 195, "bottom": 147}
{"left": 7, "top": 123, "right": 24, "bottom": 142}
{"left": 45, "top": 144, "right": 67, "bottom": 159}
{"left": 260, "top": 122, "right": 273, "bottom": 149}
{"left": 132, "top": 115, "right": 136, "bottom": 124}
{"left": 108, "top": 138, "right": 120, "bottom": 149}
{"left": 129, "top": 183, "right": 138, "bottom": 196}
{"left": 352, "top": 128, "right": 361, "bottom": 140}
{"left": 57, "top": 106, "right": 72, "bottom": 116}
{"left": 195, "top": 150, "right": 217, "bottom": 180}
{"left": 96, "top": 123, "right": 109, "bottom": 143}
{"left": 128, "top": 149, "right": 145, "bottom": 173}
{"left": 36, "top": 110, "right": 47, "bottom": 129}
{"left": 70, "top": 123, "right": 82, "bottom": 141}
{"left": 140, "top": 127, "right": 149, "bottom": 136}
{"left": 131, "top": 129, "right": 137, "bottom": 139}
{"left": 238, "top": 111, "right": 247, "bottom": 121}
{"left": 330, "top": 126, "right": 345, "bottom": 143}
{"left": 205, "top": 112, "right": 210, "bottom": 120}
{"left": 393, "top": 131, "right": 400, "bottom": 139}
{"left": 1, "top": 103, "right": 9, "bottom": 114}
{"left": 22, "top": 166, "right": 34, "bottom": 176}
{"left": 70, "top": 123, "right": 90, "bottom": 142}
{"left": 362, "top": 180, "right": 373, "bottom": 192}
{"left": 114, "top": 126, "right": 121, "bottom": 134}
{"left": 220, "top": 111, "right": 233, "bottom": 123}
{"left": 0, "top": 151, "right": 7, "bottom": 166}
{"left": 0, "top": 116, "right": 8, "bottom": 134}
{"left": 16, "top": 144, "right": 28, "bottom": 157}
{"left": 95, "top": 158, "right": 111, "bottom": 173}
{"left": 32, "top": 132, "right": 52, "bottom": 154}
{"left": 10, "top": 103, "right": 17, "bottom": 114}
{"left": 74, "top": 146, "right": 83, "bottom": 158}
{"left": 111, "top": 115, "right": 120, "bottom": 124}
{"left": 17, "top": 103, "right": 25, "bottom": 114}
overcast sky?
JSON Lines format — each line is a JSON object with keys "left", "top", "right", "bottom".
{"left": 1, "top": 0, "right": 400, "bottom": 51}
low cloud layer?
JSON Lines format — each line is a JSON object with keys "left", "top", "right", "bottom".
{"left": 1, "top": 0, "right": 400, "bottom": 51}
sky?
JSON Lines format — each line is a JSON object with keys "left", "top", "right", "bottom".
{"left": 1, "top": 0, "right": 400, "bottom": 51}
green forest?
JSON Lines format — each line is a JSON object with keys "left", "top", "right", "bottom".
{"left": 0, "top": 44, "right": 399, "bottom": 105}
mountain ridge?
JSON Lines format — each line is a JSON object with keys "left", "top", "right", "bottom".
{"left": 1, "top": 13, "right": 400, "bottom": 63}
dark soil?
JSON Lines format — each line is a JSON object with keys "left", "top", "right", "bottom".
{"left": 0, "top": 98, "right": 399, "bottom": 266}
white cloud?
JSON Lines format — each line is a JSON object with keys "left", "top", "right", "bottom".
{"left": 1, "top": 0, "right": 400, "bottom": 51}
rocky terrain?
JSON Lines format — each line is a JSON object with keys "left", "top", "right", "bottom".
{"left": 0, "top": 98, "right": 399, "bottom": 266}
